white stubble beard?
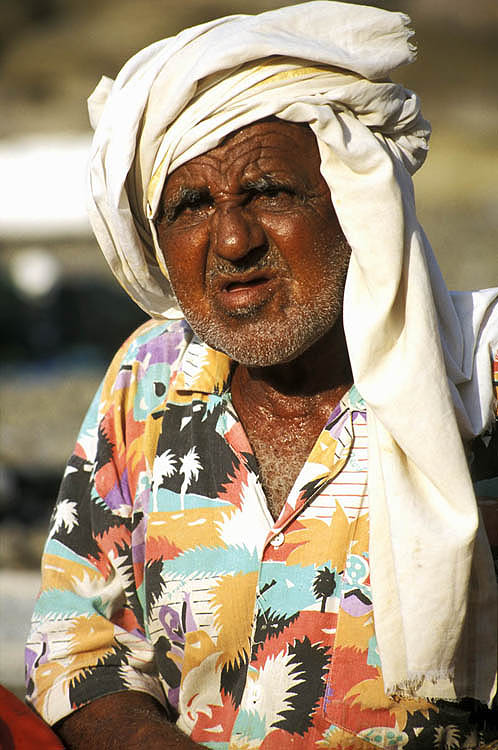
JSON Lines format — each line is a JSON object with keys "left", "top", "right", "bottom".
{"left": 175, "top": 236, "right": 351, "bottom": 367}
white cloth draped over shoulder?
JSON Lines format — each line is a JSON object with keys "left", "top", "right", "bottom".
{"left": 86, "top": 2, "right": 498, "bottom": 704}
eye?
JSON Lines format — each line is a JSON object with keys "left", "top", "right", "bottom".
{"left": 263, "top": 186, "right": 288, "bottom": 198}
{"left": 181, "top": 192, "right": 211, "bottom": 213}
{"left": 248, "top": 181, "right": 299, "bottom": 211}
{"left": 161, "top": 188, "right": 213, "bottom": 226}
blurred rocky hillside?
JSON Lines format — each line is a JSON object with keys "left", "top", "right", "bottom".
{"left": 0, "top": 1, "right": 497, "bottom": 566}
{"left": 1, "top": 0, "right": 497, "bottom": 287}
{"left": 1, "top": 0, "right": 497, "bottom": 135}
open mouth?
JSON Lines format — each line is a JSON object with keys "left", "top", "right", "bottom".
{"left": 214, "top": 272, "right": 276, "bottom": 313}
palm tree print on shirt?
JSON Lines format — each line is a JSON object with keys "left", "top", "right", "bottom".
{"left": 313, "top": 566, "right": 338, "bottom": 613}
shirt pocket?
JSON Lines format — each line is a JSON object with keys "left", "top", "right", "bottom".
{"left": 320, "top": 555, "right": 405, "bottom": 745}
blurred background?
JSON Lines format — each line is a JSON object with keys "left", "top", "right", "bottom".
{"left": 0, "top": 0, "right": 497, "bottom": 695}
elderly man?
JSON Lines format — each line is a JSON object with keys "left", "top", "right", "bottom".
{"left": 26, "top": 3, "right": 498, "bottom": 749}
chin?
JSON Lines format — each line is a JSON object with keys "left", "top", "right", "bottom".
{"left": 187, "top": 310, "right": 341, "bottom": 368}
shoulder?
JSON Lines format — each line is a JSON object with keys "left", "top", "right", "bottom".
{"left": 113, "top": 317, "right": 194, "bottom": 368}
{"left": 95, "top": 317, "right": 195, "bottom": 423}
{"left": 102, "top": 317, "right": 194, "bottom": 389}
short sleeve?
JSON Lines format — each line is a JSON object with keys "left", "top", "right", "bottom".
{"left": 25, "top": 320, "right": 172, "bottom": 725}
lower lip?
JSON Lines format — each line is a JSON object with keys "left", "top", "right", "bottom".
{"left": 216, "top": 278, "right": 276, "bottom": 313}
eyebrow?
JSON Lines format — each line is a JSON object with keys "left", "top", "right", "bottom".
{"left": 157, "top": 186, "right": 211, "bottom": 224}
{"left": 156, "top": 175, "right": 297, "bottom": 224}
{"left": 243, "top": 175, "right": 294, "bottom": 192}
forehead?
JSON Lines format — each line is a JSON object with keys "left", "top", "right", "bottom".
{"left": 162, "top": 119, "right": 322, "bottom": 193}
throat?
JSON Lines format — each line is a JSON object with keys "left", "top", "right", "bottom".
{"left": 231, "top": 371, "right": 344, "bottom": 520}
{"left": 250, "top": 434, "right": 316, "bottom": 520}
{"left": 229, "top": 321, "right": 353, "bottom": 520}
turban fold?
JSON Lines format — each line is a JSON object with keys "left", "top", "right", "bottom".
{"left": 87, "top": 1, "right": 498, "bottom": 704}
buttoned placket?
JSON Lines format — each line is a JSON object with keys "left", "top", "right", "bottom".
{"left": 221, "top": 393, "right": 356, "bottom": 745}
{"left": 156, "top": 339, "right": 369, "bottom": 743}
{"left": 263, "top": 402, "right": 354, "bottom": 552}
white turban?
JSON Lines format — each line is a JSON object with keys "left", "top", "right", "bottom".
{"left": 87, "top": 2, "right": 498, "bottom": 704}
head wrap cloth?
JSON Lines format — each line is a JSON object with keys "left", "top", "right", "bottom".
{"left": 87, "top": 2, "right": 498, "bottom": 704}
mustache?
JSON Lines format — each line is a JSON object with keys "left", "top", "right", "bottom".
{"left": 206, "top": 245, "right": 285, "bottom": 282}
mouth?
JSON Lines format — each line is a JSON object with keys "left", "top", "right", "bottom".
{"left": 213, "top": 271, "right": 276, "bottom": 313}
{"left": 225, "top": 276, "right": 270, "bottom": 293}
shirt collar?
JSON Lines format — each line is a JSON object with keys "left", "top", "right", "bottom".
{"left": 171, "top": 328, "right": 367, "bottom": 412}
{"left": 333, "top": 383, "right": 366, "bottom": 420}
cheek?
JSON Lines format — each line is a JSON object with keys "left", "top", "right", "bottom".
{"left": 258, "top": 212, "right": 311, "bottom": 254}
{"left": 159, "top": 225, "right": 209, "bottom": 296}
{"left": 260, "top": 210, "right": 343, "bottom": 266}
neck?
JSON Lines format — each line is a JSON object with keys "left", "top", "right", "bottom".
{"left": 232, "top": 320, "right": 353, "bottom": 419}
{"left": 230, "top": 321, "right": 353, "bottom": 519}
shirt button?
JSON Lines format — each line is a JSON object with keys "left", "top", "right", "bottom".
{"left": 270, "top": 532, "right": 285, "bottom": 548}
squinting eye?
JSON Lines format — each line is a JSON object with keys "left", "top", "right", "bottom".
{"left": 165, "top": 193, "right": 213, "bottom": 226}
{"left": 253, "top": 187, "right": 297, "bottom": 210}
{"left": 179, "top": 195, "right": 212, "bottom": 215}
{"left": 184, "top": 196, "right": 208, "bottom": 210}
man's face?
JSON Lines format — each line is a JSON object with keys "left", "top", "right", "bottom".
{"left": 156, "top": 119, "right": 350, "bottom": 366}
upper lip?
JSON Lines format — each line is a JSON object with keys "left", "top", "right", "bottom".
{"left": 214, "top": 269, "right": 275, "bottom": 292}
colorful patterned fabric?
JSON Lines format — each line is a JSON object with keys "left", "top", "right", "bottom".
{"left": 26, "top": 320, "right": 498, "bottom": 748}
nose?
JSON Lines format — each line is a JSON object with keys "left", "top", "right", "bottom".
{"left": 210, "top": 204, "right": 265, "bottom": 262}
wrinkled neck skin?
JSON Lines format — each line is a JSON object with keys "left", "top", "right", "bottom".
{"left": 231, "top": 320, "right": 353, "bottom": 426}
{"left": 231, "top": 320, "right": 353, "bottom": 517}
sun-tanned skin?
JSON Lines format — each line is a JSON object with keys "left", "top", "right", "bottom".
{"left": 56, "top": 120, "right": 352, "bottom": 748}
{"left": 157, "top": 120, "right": 352, "bottom": 516}
{"left": 56, "top": 691, "right": 208, "bottom": 749}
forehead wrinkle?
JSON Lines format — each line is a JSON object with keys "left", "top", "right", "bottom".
{"left": 249, "top": 151, "right": 318, "bottom": 192}
{"left": 166, "top": 149, "right": 239, "bottom": 195}
{"left": 195, "top": 127, "right": 304, "bottom": 181}
{"left": 163, "top": 121, "right": 319, "bottom": 202}
{"left": 181, "top": 144, "right": 268, "bottom": 197}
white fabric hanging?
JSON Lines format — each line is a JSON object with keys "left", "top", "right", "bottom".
{"left": 86, "top": 2, "right": 498, "bottom": 704}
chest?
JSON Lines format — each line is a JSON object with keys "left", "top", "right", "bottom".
{"left": 230, "top": 389, "right": 334, "bottom": 518}
{"left": 140, "top": 403, "right": 404, "bottom": 746}
{"left": 241, "top": 417, "right": 324, "bottom": 519}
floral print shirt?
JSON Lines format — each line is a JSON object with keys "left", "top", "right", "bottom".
{"left": 26, "top": 320, "right": 498, "bottom": 749}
